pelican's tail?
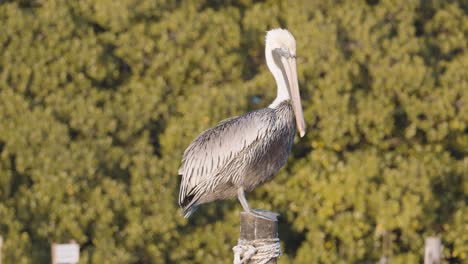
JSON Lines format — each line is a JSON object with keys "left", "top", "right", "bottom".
{"left": 181, "top": 205, "right": 198, "bottom": 218}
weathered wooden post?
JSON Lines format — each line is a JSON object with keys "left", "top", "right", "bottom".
{"left": 424, "top": 237, "right": 442, "bottom": 264}
{"left": 233, "top": 210, "right": 281, "bottom": 264}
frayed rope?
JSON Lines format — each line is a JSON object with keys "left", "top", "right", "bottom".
{"left": 233, "top": 238, "right": 281, "bottom": 264}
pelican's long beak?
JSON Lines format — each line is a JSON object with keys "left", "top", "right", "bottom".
{"left": 282, "top": 56, "right": 306, "bottom": 137}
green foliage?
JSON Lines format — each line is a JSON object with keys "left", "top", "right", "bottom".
{"left": 0, "top": 0, "right": 466, "bottom": 263}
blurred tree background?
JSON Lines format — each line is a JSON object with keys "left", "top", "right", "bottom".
{"left": 0, "top": 0, "right": 466, "bottom": 263}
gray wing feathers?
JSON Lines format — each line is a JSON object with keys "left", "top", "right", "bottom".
{"left": 178, "top": 110, "right": 272, "bottom": 206}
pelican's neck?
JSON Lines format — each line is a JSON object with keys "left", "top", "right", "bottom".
{"left": 266, "top": 46, "right": 290, "bottom": 109}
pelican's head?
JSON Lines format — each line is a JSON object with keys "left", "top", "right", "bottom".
{"left": 266, "top": 29, "right": 297, "bottom": 57}
{"left": 265, "top": 28, "right": 306, "bottom": 137}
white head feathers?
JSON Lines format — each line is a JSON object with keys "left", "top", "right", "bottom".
{"left": 265, "top": 28, "right": 296, "bottom": 54}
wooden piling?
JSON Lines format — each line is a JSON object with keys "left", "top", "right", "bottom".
{"left": 238, "top": 210, "right": 280, "bottom": 264}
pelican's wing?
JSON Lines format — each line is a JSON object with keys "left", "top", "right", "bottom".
{"left": 178, "top": 109, "right": 273, "bottom": 208}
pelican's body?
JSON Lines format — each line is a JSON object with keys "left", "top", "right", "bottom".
{"left": 178, "top": 29, "right": 305, "bottom": 218}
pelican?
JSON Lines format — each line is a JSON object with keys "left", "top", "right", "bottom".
{"left": 178, "top": 28, "right": 306, "bottom": 218}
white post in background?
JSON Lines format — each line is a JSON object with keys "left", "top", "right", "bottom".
{"left": 51, "top": 241, "right": 79, "bottom": 264}
{"left": 424, "top": 237, "right": 442, "bottom": 264}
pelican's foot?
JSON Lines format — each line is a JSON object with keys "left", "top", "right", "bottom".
{"left": 244, "top": 209, "right": 279, "bottom": 221}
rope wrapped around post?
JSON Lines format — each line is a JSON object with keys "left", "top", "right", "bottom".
{"left": 233, "top": 238, "right": 281, "bottom": 264}
{"left": 233, "top": 210, "right": 281, "bottom": 264}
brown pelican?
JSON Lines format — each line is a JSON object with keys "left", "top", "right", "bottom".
{"left": 178, "top": 28, "right": 306, "bottom": 218}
